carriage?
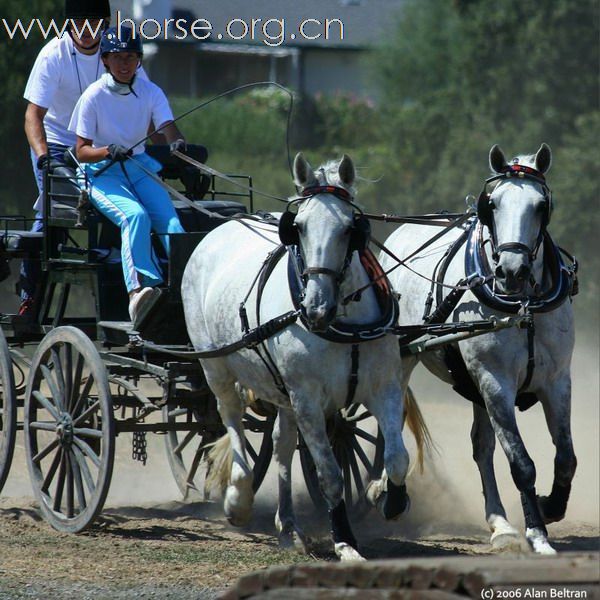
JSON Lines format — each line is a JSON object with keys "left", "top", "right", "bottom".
{"left": 0, "top": 145, "right": 384, "bottom": 533}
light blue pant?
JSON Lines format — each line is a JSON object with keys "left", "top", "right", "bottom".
{"left": 87, "top": 153, "right": 185, "bottom": 292}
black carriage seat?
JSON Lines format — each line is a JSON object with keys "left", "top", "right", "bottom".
{"left": 145, "top": 144, "right": 211, "bottom": 200}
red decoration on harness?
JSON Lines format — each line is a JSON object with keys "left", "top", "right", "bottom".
{"left": 501, "top": 164, "right": 545, "bottom": 179}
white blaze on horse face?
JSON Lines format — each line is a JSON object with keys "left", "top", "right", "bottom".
{"left": 491, "top": 179, "right": 546, "bottom": 294}
{"left": 296, "top": 195, "right": 354, "bottom": 331}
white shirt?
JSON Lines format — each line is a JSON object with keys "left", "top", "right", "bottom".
{"left": 69, "top": 73, "right": 174, "bottom": 155}
{"left": 24, "top": 35, "right": 147, "bottom": 147}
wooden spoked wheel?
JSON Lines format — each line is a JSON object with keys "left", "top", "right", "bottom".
{"left": 163, "top": 400, "right": 275, "bottom": 501}
{"left": 299, "top": 404, "right": 384, "bottom": 519}
{"left": 24, "top": 327, "right": 115, "bottom": 533}
{"left": 0, "top": 328, "right": 16, "bottom": 494}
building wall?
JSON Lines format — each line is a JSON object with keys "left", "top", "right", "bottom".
{"left": 302, "top": 48, "right": 374, "bottom": 98}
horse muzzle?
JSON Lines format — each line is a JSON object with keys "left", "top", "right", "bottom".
{"left": 495, "top": 261, "right": 531, "bottom": 294}
{"left": 303, "top": 303, "right": 338, "bottom": 332}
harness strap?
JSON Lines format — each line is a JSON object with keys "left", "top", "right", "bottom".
{"left": 345, "top": 344, "right": 360, "bottom": 408}
{"left": 253, "top": 244, "right": 290, "bottom": 397}
{"left": 520, "top": 315, "right": 536, "bottom": 392}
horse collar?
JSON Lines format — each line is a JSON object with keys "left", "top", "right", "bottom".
{"left": 465, "top": 221, "right": 575, "bottom": 314}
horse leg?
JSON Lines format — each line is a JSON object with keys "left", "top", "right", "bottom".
{"left": 273, "top": 407, "right": 307, "bottom": 552}
{"left": 292, "top": 394, "right": 364, "bottom": 562}
{"left": 537, "top": 376, "right": 577, "bottom": 524}
{"left": 483, "top": 384, "right": 555, "bottom": 555}
{"left": 364, "top": 382, "right": 411, "bottom": 521}
{"left": 208, "top": 371, "right": 254, "bottom": 527}
{"left": 471, "top": 403, "right": 521, "bottom": 548}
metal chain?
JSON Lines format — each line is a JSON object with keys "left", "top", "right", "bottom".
{"left": 132, "top": 429, "right": 148, "bottom": 465}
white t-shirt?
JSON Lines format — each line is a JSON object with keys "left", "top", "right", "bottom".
{"left": 69, "top": 73, "right": 174, "bottom": 155}
{"left": 24, "top": 35, "right": 147, "bottom": 147}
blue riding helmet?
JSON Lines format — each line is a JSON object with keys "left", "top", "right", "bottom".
{"left": 100, "top": 26, "right": 143, "bottom": 56}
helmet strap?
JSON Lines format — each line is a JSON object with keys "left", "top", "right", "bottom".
{"left": 105, "top": 71, "right": 138, "bottom": 97}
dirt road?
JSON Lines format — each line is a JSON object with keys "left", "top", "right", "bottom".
{"left": 0, "top": 343, "right": 598, "bottom": 599}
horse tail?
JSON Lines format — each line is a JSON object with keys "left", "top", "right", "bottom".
{"left": 404, "top": 386, "right": 434, "bottom": 474}
{"left": 205, "top": 432, "right": 233, "bottom": 496}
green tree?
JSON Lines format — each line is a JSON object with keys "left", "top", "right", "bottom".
{"left": 0, "top": 0, "right": 61, "bottom": 213}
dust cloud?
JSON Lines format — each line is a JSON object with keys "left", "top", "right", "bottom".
{"left": 2, "top": 331, "right": 598, "bottom": 542}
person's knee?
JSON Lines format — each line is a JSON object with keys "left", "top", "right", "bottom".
{"left": 167, "top": 216, "right": 185, "bottom": 234}
{"left": 127, "top": 204, "right": 150, "bottom": 227}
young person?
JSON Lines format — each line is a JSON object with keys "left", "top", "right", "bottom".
{"left": 21, "top": 0, "right": 112, "bottom": 315}
{"left": 69, "top": 26, "right": 186, "bottom": 327}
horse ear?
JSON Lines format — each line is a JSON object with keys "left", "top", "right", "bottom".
{"left": 489, "top": 144, "right": 507, "bottom": 173}
{"left": 293, "top": 152, "right": 317, "bottom": 188}
{"left": 338, "top": 154, "right": 355, "bottom": 186}
{"left": 534, "top": 143, "right": 552, "bottom": 174}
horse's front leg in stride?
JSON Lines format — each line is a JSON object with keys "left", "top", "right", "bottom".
{"left": 471, "top": 403, "right": 521, "bottom": 549}
{"left": 537, "top": 377, "right": 577, "bottom": 525}
{"left": 293, "top": 395, "right": 364, "bottom": 562}
{"left": 366, "top": 385, "right": 411, "bottom": 521}
{"left": 273, "top": 408, "right": 307, "bottom": 552}
{"left": 484, "top": 385, "right": 555, "bottom": 555}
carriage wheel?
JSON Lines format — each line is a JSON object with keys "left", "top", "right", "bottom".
{"left": 24, "top": 326, "right": 115, "bottom": 533}
{"left": 0, "top": 329, "right": 16, "bottom": 494}
{"left": 299, "top": 404, "right": 384, "bottom": 519}
{"left": 163, "top": 400, "right": 275, "bottom": 501}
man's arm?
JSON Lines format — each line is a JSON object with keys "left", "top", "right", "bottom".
{"left": 24, "top": 102, "right": 48, "bottom": 159}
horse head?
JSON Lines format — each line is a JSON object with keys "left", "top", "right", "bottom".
{"left": 480, "top": 143, "right": 553, "bottom": 294}
{"left": 282, "top": 152, "right": 367, "bottom": 332}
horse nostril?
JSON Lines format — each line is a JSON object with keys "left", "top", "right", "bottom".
{"left": 515, "top": 264, "right": 531, "bottom": 281}
{"left": 495, "top": 265, "right": 505, "bottom": 278}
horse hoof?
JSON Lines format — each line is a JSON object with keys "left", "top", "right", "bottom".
{"left": 490, "top": 532, "right": 528, "bottom": 553}
{"left": 279, "top": 531, "right": 309, "bottom": 554}
{"left": 526, "top": 528, "right": 558, "bottom": 555}
{"left": 278, "top": 527, "right": 309, "bottom": 554}
{"left": 538, "top": 495, "right": 566, "bottom": 525}
{"left": 335, "top": 542, "right": 366, "bottom": 562}
{"left": 224, "top": 485, "right": 253, "bottom": 527}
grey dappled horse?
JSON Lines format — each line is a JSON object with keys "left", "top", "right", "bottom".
{"left": 381, "top": 144, "right": 577, "bottom": 554}
{"left": 182, "top": 154, "right": 422, "bottom": 560}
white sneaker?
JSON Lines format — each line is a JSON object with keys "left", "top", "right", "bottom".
{"left": 128, "top": 287, "right": 160, "bottom": 328}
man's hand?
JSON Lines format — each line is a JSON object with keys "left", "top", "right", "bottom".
{"left": 107, "top": 144, "right": 132, "bottom": 162}
{"left": 169, "top": 138, "right": 187, "bottom": 155}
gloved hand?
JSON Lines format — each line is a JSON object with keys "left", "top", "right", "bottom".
{"left": 107, "top": 144, "right": 132, "bottom": 162}
{"left": 169, "top": 138, "right": 187, "bottom": 155}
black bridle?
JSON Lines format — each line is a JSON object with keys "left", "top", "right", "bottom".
{"left": 279, "top": 184, "right": 370, "bottom": 286}
{"left": 477, "top": 164, "right": 553, "bottom": 264}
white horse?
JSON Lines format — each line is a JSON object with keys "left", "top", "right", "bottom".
{"left": 182, "top": 153, "right": 422, "bottom": 561}
{"left": 381, "top": 144, "right": 577, "bottom": 555}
